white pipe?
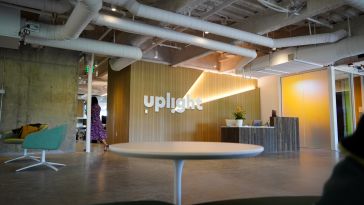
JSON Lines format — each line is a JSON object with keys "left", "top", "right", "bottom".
{"left": 1, "top": 0, "right": 72, "bottom": 14}
{"left": 345, "top": 0, "right": 364, "bottom": 12}
{"left": 273, "top": 30, "right": 348, "bottom": 48}
{"left": 25, "top": 36, "right": 143, "bottom": 59}
{"left": 104, "top": 0, "right": 274, "bottom": 47}
{"left": 248, "top": 34, "right": 364, "bottom": 71}
{"left": 109, "top": 58, "right": 137, "bottom": 71}
{"left": 27, "top": 0, "right": 102, "bottom": 40}
{"left": 104, "top": 0, "right": 347, "bottom": 48}
{"left": 295, "top": 34, "right": 364, "bottom": 66}
{"left": 93, "top": 14, "right": 257, "bottom": 59}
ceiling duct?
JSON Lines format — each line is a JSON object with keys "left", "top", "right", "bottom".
{"left": 105, "top": 0, "right": 347, "bottom": 48}
{"left": 273, "top": 30, "right": 347, "bottom": 48}
{"left": 345, "top": 0, "right": 364, "bottom": 12}
{"left": 25, "top": 36, "right": 142, "bottom": 59}
{"left": 26, "top": 0, "right": 102, "bottom": 40}
{"left": 93, "top": 14, "right": 257, "bottom": 58}
{"left": 0, "top": 6, "right": 20, "bottom": 49}
{"left": 243, "top": 34, "right": 364, "bottom": 78}
{"left": 109, "top": 58, "right": 137, "bottom": 71}
{"left": 1, "top": 0, "right": 72, "bottom": 14}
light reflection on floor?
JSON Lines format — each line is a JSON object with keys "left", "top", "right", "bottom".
{"left": 0, "top": 148, "right": 341, "bottom": 205}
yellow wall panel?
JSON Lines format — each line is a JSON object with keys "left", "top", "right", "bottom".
{"left": 354, "top": 76, "right": 363, "bottom": 124}
{"left": 282, "top": 69, "right": 331, "bottom": 149}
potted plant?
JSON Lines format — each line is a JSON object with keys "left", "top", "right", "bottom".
{"left": 233, "top": 106, "right": 246, "bottom": 127}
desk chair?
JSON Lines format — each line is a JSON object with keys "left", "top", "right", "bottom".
{"left": 2, "top": 124, "right": 48, "bottom": 164}
{"left": 16, "top": 124, "right": 67, "bottom": 172}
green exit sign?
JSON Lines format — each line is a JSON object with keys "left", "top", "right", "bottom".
{"left": 85, "top": 65, "right": 94, "bottom": 73}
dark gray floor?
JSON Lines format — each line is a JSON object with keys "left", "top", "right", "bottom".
{"left": 0, "top": 145, "right": 341, "bottom": 205}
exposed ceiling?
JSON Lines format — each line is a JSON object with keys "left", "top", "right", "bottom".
{"left": 1, "top": 0, "right": 364, "bottom": 96}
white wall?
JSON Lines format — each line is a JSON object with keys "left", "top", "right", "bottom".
{"left": 258, "top": 75, "right": 280, "bottom": 124}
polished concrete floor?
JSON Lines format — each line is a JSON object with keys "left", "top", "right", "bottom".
{"left": 0, "top": 143, "right": 341, "bottom": 205}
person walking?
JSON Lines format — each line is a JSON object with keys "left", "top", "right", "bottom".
{"left": 91, "top": 96, "right": 109, "bottom": 151}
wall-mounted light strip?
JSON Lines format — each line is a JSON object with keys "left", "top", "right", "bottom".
{"left": 201, "top": 86, "right": 256, "bottom": 104}
{"left": 184, "top": 71, "right": 257, "bottom": 104}
{"left": 185, "top": 72, "right": 205, "bottom": 97}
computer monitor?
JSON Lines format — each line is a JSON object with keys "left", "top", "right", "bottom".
{"left": 252, "top": 120, "right": 262, "bottom": 126}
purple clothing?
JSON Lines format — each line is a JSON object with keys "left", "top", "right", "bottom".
{"left": 91, "top": 104, "right": 107, "bottom": 141}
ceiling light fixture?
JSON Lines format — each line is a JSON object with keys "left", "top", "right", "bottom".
{"left": 111, "top": 5, "right": 117, "bottom": 11}
{"left": 204, "top": 31, "right": 209, "bottom": 34}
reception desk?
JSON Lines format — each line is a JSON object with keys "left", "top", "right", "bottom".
{"left": 221, "top": 117, "right": 299, "bottom": 153}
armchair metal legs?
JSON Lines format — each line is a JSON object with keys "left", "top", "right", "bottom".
{"left": 4, "top": 149, "right": 40, "bottom": 164}
{"left": 16, "top": 150, "right": 65, "bottom": 172}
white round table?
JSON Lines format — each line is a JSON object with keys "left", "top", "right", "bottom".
{"left": 110, "top": 141, "right": 264, "bottom": 205}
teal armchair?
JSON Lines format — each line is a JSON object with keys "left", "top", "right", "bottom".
{"left": 16, "top": 124, "right": 67, "bottom": 172}
{"left": 2, "top": 124, "right": 48, "bottom": 164}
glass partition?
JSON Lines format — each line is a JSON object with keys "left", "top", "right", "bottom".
{"left": 335, "top": 71, "right": 354, "bottom": 141}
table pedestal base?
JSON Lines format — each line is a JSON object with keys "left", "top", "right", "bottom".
{"left": 174, "top": 160, "right": 184, "bottom": 205}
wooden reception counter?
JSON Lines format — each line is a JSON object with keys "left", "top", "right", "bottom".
{"left": 221, "top": 117, "right": 299, "bottom": 153}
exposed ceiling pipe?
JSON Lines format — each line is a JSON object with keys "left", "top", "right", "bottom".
{"left": 93, "top": 14, "right": 257, "bottom": 59}
{"left": 345, "top": 0, "right": 364, "bottom": 12}
{"left": 104, "top": 0, "right": 274, "bottom": 47}
{"left": 273, "top": 30, "right": 347, "bottom": 48}
{"left": 0, "top": 0, "right": 72, "bottom": 14}
{"left": 25, "top": 36, "right": 143, "bottom": 60}
{"left": 246, "top": 34, "right": 364, "bottom": 72}
{"left": 108, "top": 0, "right": 236, "bottom": 72}
{"left": 109, "top": 58, "right": 137, "bottom": 71}
{"left": 105, "top": 0, "right": 347, "bottom": 48}
{"left": 26, "top": 0, "right": 102, "bottom": 40}
{"left": 295, "top": 34, "right": 364, "bottom": 66}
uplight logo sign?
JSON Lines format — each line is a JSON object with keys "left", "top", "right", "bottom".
{"left": 144, "top": 92, "right": 203, "bottom": 113}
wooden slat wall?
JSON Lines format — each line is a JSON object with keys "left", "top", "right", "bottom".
{"left": 106, "top": 65, "right": 131, "bottom": 144}
{"left": 128, "top": 61, "right": 260, "bottom": 142}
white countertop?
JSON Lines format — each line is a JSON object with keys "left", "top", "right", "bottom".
{"left": 221, "top": 125, "right": 274, "bottom": 128}
{"left": 110, "top": 141, "right": 264, "bottom": 160}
